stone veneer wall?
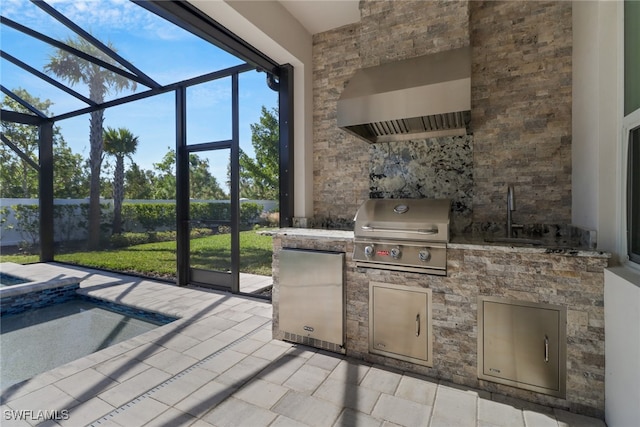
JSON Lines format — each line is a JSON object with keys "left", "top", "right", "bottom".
{"left": 470, "top": 1, "right": 572, "bottom": 224}
{"left": 312, "top": 0, "right": 572, "bottom": 227}
{"left": 348, "top": 248, "right": 607, "bottom": 418}
{"left": 272, "top": 234, "right": 608, "bottom": 418}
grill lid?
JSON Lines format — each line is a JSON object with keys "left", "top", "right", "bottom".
{"left": 354, "top": 198, "right": 451, "bottom": 242}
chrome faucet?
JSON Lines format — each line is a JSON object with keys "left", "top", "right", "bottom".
{"left": 507, "top": 186, "right": 516, "bottom": 238}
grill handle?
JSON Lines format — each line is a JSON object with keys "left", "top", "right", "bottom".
{"left": 361, "top": 225, "right": 439, "bottom": 235}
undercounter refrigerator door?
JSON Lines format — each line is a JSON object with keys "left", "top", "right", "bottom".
{"left": 279, "top": 249, "right": 345, "bottom": 347}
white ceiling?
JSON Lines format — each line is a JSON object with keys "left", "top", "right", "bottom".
{"left": 278, "top": 0, "right": 360, "bottom": 34}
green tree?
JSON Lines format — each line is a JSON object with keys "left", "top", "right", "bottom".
{"left": 103, "top": 127, "right": 139, "bottom": 234}
{"left": 189, "top": 154, "right": 227, "bottom": 200}
{"left": 239, "top": 106, "right": 279, "bottom": 199}
{"left": 124, "top": 162, "right": 155, "bottom": 199}
{"left": 0, "top": 89, "right": 86, "bottom": 198}
{"left": 54, "top": 139, "right": 87, "bottom": 198}
{"left": 151, "top": 149, "right": 176, "bottom": 200}
{"left": 44, "top": 36, "right": 137, "bottom": 248}
{"left": 150, "top": 148, "right": 226, "bottom": 200}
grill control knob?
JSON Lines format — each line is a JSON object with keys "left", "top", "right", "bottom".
{"left": 390, "top": 247, "right": 401, "bottom": 259}
{"left": 418, "top": 248, "right": 431, "bottom": 262}
{"left": 364, "top": 245, "right": 375, "bottom": 257}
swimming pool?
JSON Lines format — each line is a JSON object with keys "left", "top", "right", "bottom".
{"left": 0, "top": 272, "right": 29, "bottom": 286}
{"left": 1, "top": 296, "right": 176, "bottom": 389}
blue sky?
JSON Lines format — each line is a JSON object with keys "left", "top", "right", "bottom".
{"left": 1, "top": 0, "right": 278, "bottom": 193}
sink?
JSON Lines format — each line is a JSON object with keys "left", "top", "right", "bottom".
{"left": 484, "top": 237, "right": 544, "bottom": 246}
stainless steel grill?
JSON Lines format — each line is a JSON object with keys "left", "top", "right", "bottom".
{"left": 353, "top": 198, "right": 451, "bottom": 275}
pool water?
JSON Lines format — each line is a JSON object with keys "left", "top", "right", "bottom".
{"left": 0, "top": 272, "right": 30, "bottom": 287}
{"left": 1, "top": 299, "right": 171, "bottom": 389}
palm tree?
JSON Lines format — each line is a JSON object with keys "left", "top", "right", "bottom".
{"left": 103, "top": 127, "right": 139, "bottom": 234}
{"left": 44, "top": 37, "right": 136, "bottom": 249}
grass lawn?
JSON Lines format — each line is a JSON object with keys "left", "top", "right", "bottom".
{"left": 0, "top": 230, "right": 273, "bottom": 278}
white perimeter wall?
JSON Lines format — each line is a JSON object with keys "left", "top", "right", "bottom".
{"left": 0, "top": 198, "right": 277, "bottom": 246}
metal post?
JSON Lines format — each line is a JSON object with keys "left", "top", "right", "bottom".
{"left": 230, "top": 73, "right": 240, "bottom": 293}
{"left": 39, "top": 121, "right": 54, "bottom": 261}
{"left": 278, "top": 64, "right": 294, "bottom": 227}
{"left": 176, "top": 87, "right": 190, "bottom": 286}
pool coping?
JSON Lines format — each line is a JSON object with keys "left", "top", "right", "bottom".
{"left": 0, "top": 262, "right": 83, "bottom": 298}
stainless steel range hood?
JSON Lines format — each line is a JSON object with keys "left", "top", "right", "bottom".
{"left": 337, "top": 46, "right": 471, "bottom": 143}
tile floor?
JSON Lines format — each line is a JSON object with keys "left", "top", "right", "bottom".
{"left": 0, "top": 263, "right": 607, "bottom": 427}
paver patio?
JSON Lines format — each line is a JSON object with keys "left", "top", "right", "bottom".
{"left": 0, "top": 263, "right": 606, "bottom": 427}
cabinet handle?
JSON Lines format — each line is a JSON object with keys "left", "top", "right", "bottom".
{"left": 544, "top": 335, "right": 549, "bottom": 363}
{"left": 416, "top": 314, "right": 420, "bottom": 337}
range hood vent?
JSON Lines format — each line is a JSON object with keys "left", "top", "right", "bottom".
{"left": 337, "top": 46, "right": 471, "bottom": 143}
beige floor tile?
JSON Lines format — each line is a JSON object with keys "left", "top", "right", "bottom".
{"left": 272, "top": 390, "right": 343, "bottom": 427}
{"left": 97, "top": 367, "right": 171, "bottom": 408}
{"left": 333, "top": 408, "right": 384, "bottom": 427}
{"left": 214, "top": 355, "right": 273, "bottom": 386}
{"left": 104, "top": 395, "right": 169, "bottom": 426}
{"left": 256, "top": 354, "right": 307, "bottom": 385}
{"left": 149, "top": 367, "right": 217, "bottom": 407}
{"left": 305, "top": 351, "right": 343, "bottom": 371}
{"left": 251, "top": 341, "right": 291, "bottom": 361}
{"left": 93, "top": 354, "right": 151, "bottom": 383}
{"left": 283, "top": 364, "right": 332, "bottom": 394}
{"left": 478, "top": 398, "right": 526, "bottom": 427}
{"left": 394, "top": 373, "right": 438, "bottom": 406}
{"left": 328, "top": 359, "right": 372, "bottom": 385}
{"left": 233, "top": 378, "right": 289, "bottom": 409}
{"left": 54, "top": 369, "right": 119, "bottom": 403}
{"left": 313, "top": 377, "right": 381, "bottom": 414}
{"left": 523, "top": 410, "right": 559, "bottom": 427}
{"left": 371, "top": 393, "right": 431, "bottom": 427}
{"left": 143, "top": 348, "right": 199, "bottom": 375}
{"left": 144, "top": 406, "right": 197, "bottom": 427}
{"left": 270, "top": 415, "right": 310, "bottom": 427}
{"left": 360, "top": 366, "right": 402, "bottom": 395}
{"left": 173, "top": 380, "right": 237, "bottom": 417}
{"left": 5, "top": 385, "right": 78, "bottom": 414}
{"left": 429, "top": 385, "right": 477, "bottom": 427}
{"left": 202, "top": 397, "right": 277, "bottom": 427}
{"left": 57, "top": 397, "right": 115, "bottom": 427}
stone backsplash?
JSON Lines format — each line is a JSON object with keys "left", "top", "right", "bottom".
{"left": 312, "top": 0, "right": 573, "bottom": 230}
{"left": 369, "top": 135, "right": 473, "bottom": 235}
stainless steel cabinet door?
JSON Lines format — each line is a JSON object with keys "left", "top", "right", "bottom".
{"left": 478, "top": 297, "right": 566, "bottom": 397}
{"left": 279, "top": 249, "right": 344, "bottom": 346}
{"left": 369, "top": 282, "right": 432, "bottom": 366}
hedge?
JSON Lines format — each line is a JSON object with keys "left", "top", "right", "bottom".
{"left": 121, "top": 202, "right": 263, "bottom": 232}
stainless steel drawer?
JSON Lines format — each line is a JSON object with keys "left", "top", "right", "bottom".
{"left": 369, "top": 281, "right": 433, "bottom": 367}
{"left": 478, "top": 297, "right": 566, "bottom": 398}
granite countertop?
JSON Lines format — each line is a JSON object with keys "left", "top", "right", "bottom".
{"left": 271, "top": 228, "right": 610, "bottom": 258}
{"left": 270, "top": 227, "right": 355, "bottom": 240}
{"left": 448, "top": 236, "right": 610, "bottom": 258}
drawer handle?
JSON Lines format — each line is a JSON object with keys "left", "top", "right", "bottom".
{"left": 416, "top": 314, "right": 420, "bottom": 337}
{"left": 544, "top": 335, "right": 549, "bottom": 363}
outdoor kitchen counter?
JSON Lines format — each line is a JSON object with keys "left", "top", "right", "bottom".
{"left": 270, "top": 227, "right": 354, "bottom": 240}
{"left": 271, "top": 227, "right": 610, "bottom": 418}
{"left": 448, "top": 236, "right": 611, "bottom": 259}
{"left": 271, "top": 228, "right": 610, "bottom": 259}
